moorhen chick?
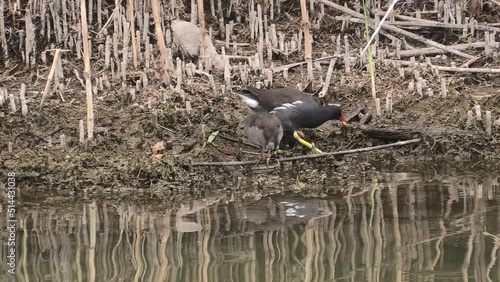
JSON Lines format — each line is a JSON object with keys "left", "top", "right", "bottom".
{"left": 236, "top": 86, "right": 347, "bottom": 153}
{"left": 243, "top": 112, "right": 283, "bottom": 166}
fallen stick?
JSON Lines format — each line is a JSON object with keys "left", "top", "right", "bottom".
{"left": 226, "top": 55, "right": 252, "bottom": 60}
{"left": 385, "top": 59, "right": 500, "bottom": 73}
{"left": 387, "top": 13, "right": 500, "bottom": 33}
{"left": 186, "top": 138, "right": 422, "bottom": 167}
{"left": 387, "top": 42, "right": 491, "bottom": 58}
{"left": 460, "top": 57, "right": 480, "bottom": 68}
{"left": 357, "top": 124, "right": 476, "bottom": 141}
{"left": 40, "top": 49, "right": 61, "bottom": 109}
{"left": 316, "top": 0, "right": 476, "bottom": 60}
{"left": 272, "top": 54, "right": 347, "bottom": 72}
{"left": 217, "top": 133, "right": 260, "bottom": 149}
{"left": 339, "top": 17, "right": 415, "bottom": 43}
{"left": 215, "top": 40, "right": 251, "bottom": 46}
{"left": 379, "top": 20, "right": 500, "bottom": 33}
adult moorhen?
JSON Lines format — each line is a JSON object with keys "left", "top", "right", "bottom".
{"left": 243, "top": 112, "right": 283, "bottom": 165}
{"left": 236, "top": 86, "right": 347, "bottom": 153}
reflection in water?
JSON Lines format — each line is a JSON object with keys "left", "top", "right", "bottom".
{"left": 1, "top": 172, "right": 499, "bottom": 282}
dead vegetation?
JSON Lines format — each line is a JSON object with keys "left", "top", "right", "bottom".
{"left": 0, "top": 0, "right": 499, "bottom": 191}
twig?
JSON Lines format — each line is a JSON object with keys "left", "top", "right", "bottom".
{"left": 186, "top": 138, "right": 422, "bottom": 167}
{"left": 376, "top": 20, "right": 500, "bottom": 33}
{"left": 384, "top": 13, "right": 500, "bottom": 33}
{"left": 338, "top": 17, "right": 413, "bottom": 43}
{"left": 460, "top": 57, "right": 480, "bottom": 68}
{"left": 193, "top": 69, "right": 216, "bottom": 91}
{"left": 387, "top": 42, "right": 493, "bottom": 58}
{"left": 491, "top": 0, "right": 500, "bottom": 7}
{"left": 226, "top": 55, "right": 252, "bottom": 60}
{"left": 272, "top": 54, "right": 346, "bottom": 72}
{"left": 385, "top": 59, "right": 500, "bottom": 73}
{"left": 218, "top": 134, "right": 260, "bottom": 149}
{"left": 214, "top": 40, "right": 251, "bottom": 46}
{"left": 40, "top": 49, "right": 61, "bottom": 109}
{"left": 361, "top": 0, "right": 400, "bottom": 57}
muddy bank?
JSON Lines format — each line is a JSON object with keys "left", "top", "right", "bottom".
{"left": 1, "top": 1, "right": 500, "bottom": 194}
{"left": 1, "top": 71, "right": 498, "bottom": 192}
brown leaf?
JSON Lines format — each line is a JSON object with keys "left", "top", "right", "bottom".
{"left": 152, "top": 140, "right": 165, "bottom": 153}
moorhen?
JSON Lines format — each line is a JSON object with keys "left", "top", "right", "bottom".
{"left": 236, "top": 86, "right": 347, "bottom": 153}
{"left": 243, "top": 112, "right": 283, "bottom": 165}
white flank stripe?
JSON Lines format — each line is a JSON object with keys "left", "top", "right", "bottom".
{"left": 271, "top": 100, "right": 302, "bottom": 113}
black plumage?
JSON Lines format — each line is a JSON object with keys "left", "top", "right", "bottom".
{"left": 236, "top": 86, "right": 347, "bottom": 153}
{"left": 236, "top": 86, "right": 346, "bottom": 132}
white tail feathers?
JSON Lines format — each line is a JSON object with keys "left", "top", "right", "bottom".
{"left": 236, "top": 93, "right": 259, "bottom": 108}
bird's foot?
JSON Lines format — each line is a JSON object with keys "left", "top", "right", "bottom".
{"left": 293, "top": 131, "right": 323, "bottom": 153}
{"left": 310, "top": 142, "right": 322, "bottom": 154}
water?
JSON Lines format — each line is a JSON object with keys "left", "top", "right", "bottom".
{"left": 1, "top": 165, "right": 499, "bottom": 282}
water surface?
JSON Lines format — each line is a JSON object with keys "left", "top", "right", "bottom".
{"left": 1, "top": 164, "right": 499, "bottom": 282}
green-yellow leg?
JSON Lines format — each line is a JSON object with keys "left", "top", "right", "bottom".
{"left": 293, "top": 131, "right": 323, "bottom": 153}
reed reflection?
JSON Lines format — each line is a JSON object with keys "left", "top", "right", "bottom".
{"left": 0, "top": 173, "right": 498, "bottom": 282}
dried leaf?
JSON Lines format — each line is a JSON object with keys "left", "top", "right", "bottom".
{"left": 207, "top": 130, "right": 219, "bottom": 143}
{"left": 152, "top": 140, "right": 165, "bottom": 153}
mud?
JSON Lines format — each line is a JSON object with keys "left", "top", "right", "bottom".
{"left": 1, "top": 2, "right": 499, "bottom": 197}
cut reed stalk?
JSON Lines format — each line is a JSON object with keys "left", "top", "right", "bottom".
{"left": 40, "top": 49, "right": 61, "bottom": 108}
{"left": 466, "top": 110, "right": 473, "bottom": 128}
{"left": 0, "top": 0, "right": 7, "bottom": 58}
{"left": 19, "top": 84, "right": 28, "bottom": 116}
{"left": 375, "top": 97, "right": 381, "bottom": 116}
{"left": 441, "top": 78, "right": 447, "bottom": 98}
{"left": 257, "top": 4, "right": 264, "bottom": 70}
{"left": 485, "top": 111, "right": 492, "bottom": 136}
{"left": 361, "top": 0, "right": 376, "bottom": 101}
{"left": 319, "top": 58, "right": 336, "bottom": 98}
{"left": 80, "top": 0, "right": 94, "bottom": 140}
{"left": 385, "top": 93, "right": 392, "bottom": 117}
{"left": 299, "top": 0, "right": 313, "bottom": 81}
{"left": 128, "top": 0, "right": 138, "bottom": 69}
{"left": 79, "top": 120, "right": 85, "bottom": 145}
{"left": 475, "top": 105, "right": 482, "bottom": 120}
{"left": 151, "top": 0, "right": 172, "bottom": 82}
{"left": 9, "top": 94, "right": 16, "bottom": 113}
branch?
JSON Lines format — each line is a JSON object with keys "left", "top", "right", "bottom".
{"left": 186, "top": 138, "right": 422, "bottom": 167}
